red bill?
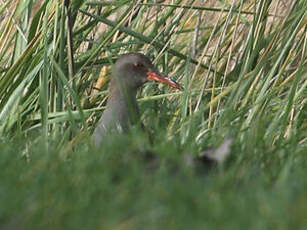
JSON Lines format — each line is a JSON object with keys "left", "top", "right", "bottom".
{"left": 147, "top": 71, "right": 183, "bottom": 90}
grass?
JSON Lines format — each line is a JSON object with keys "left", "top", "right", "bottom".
{"left": 0, "top": 0, "right": 307, "bottom": 229}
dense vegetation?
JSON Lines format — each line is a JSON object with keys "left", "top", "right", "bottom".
{"left": 0, "top": 0, "right": 306, "bottom": 229}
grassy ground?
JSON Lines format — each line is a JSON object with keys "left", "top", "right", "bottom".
{"left": 0, "top": 0, "right": 307, "bottom": 229}
{"left": 1, "top": 128, "right": 307, "bottom": 229}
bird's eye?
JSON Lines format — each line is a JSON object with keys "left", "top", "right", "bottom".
{"left": 134, "top": 63, "right": 144, "bottom": 68}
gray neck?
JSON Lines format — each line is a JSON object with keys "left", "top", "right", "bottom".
{"left": 108, "top": 83, "right": 139, "bottom": 125}
{"left": 93, "top": 81, "right": 139, "bottom": 146}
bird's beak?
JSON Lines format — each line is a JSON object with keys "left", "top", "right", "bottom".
{"left": 146, "top": 71, "right": 183, "bottom": 90}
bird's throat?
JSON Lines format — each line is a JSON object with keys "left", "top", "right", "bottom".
{"left": 107, "top": 83, "right": 140, "bottom": 128}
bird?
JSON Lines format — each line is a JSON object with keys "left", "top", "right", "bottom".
{"left": 92, "top": 52, "right": 232, "bottom": 168}
{"left": 93, "top": 52, "right": 182, "bottom": 146}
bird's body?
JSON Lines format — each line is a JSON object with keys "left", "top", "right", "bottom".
{"left": 92, "top": 52, "right": 232, "bottom": 166}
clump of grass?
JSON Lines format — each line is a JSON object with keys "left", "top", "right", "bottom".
{"left": 0, "top": 0, "right": 306, "bottom": 229}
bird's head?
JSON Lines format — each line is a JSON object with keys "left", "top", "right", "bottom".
{"left": 113, "top": 52, "right": 183, "bottom": 90}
